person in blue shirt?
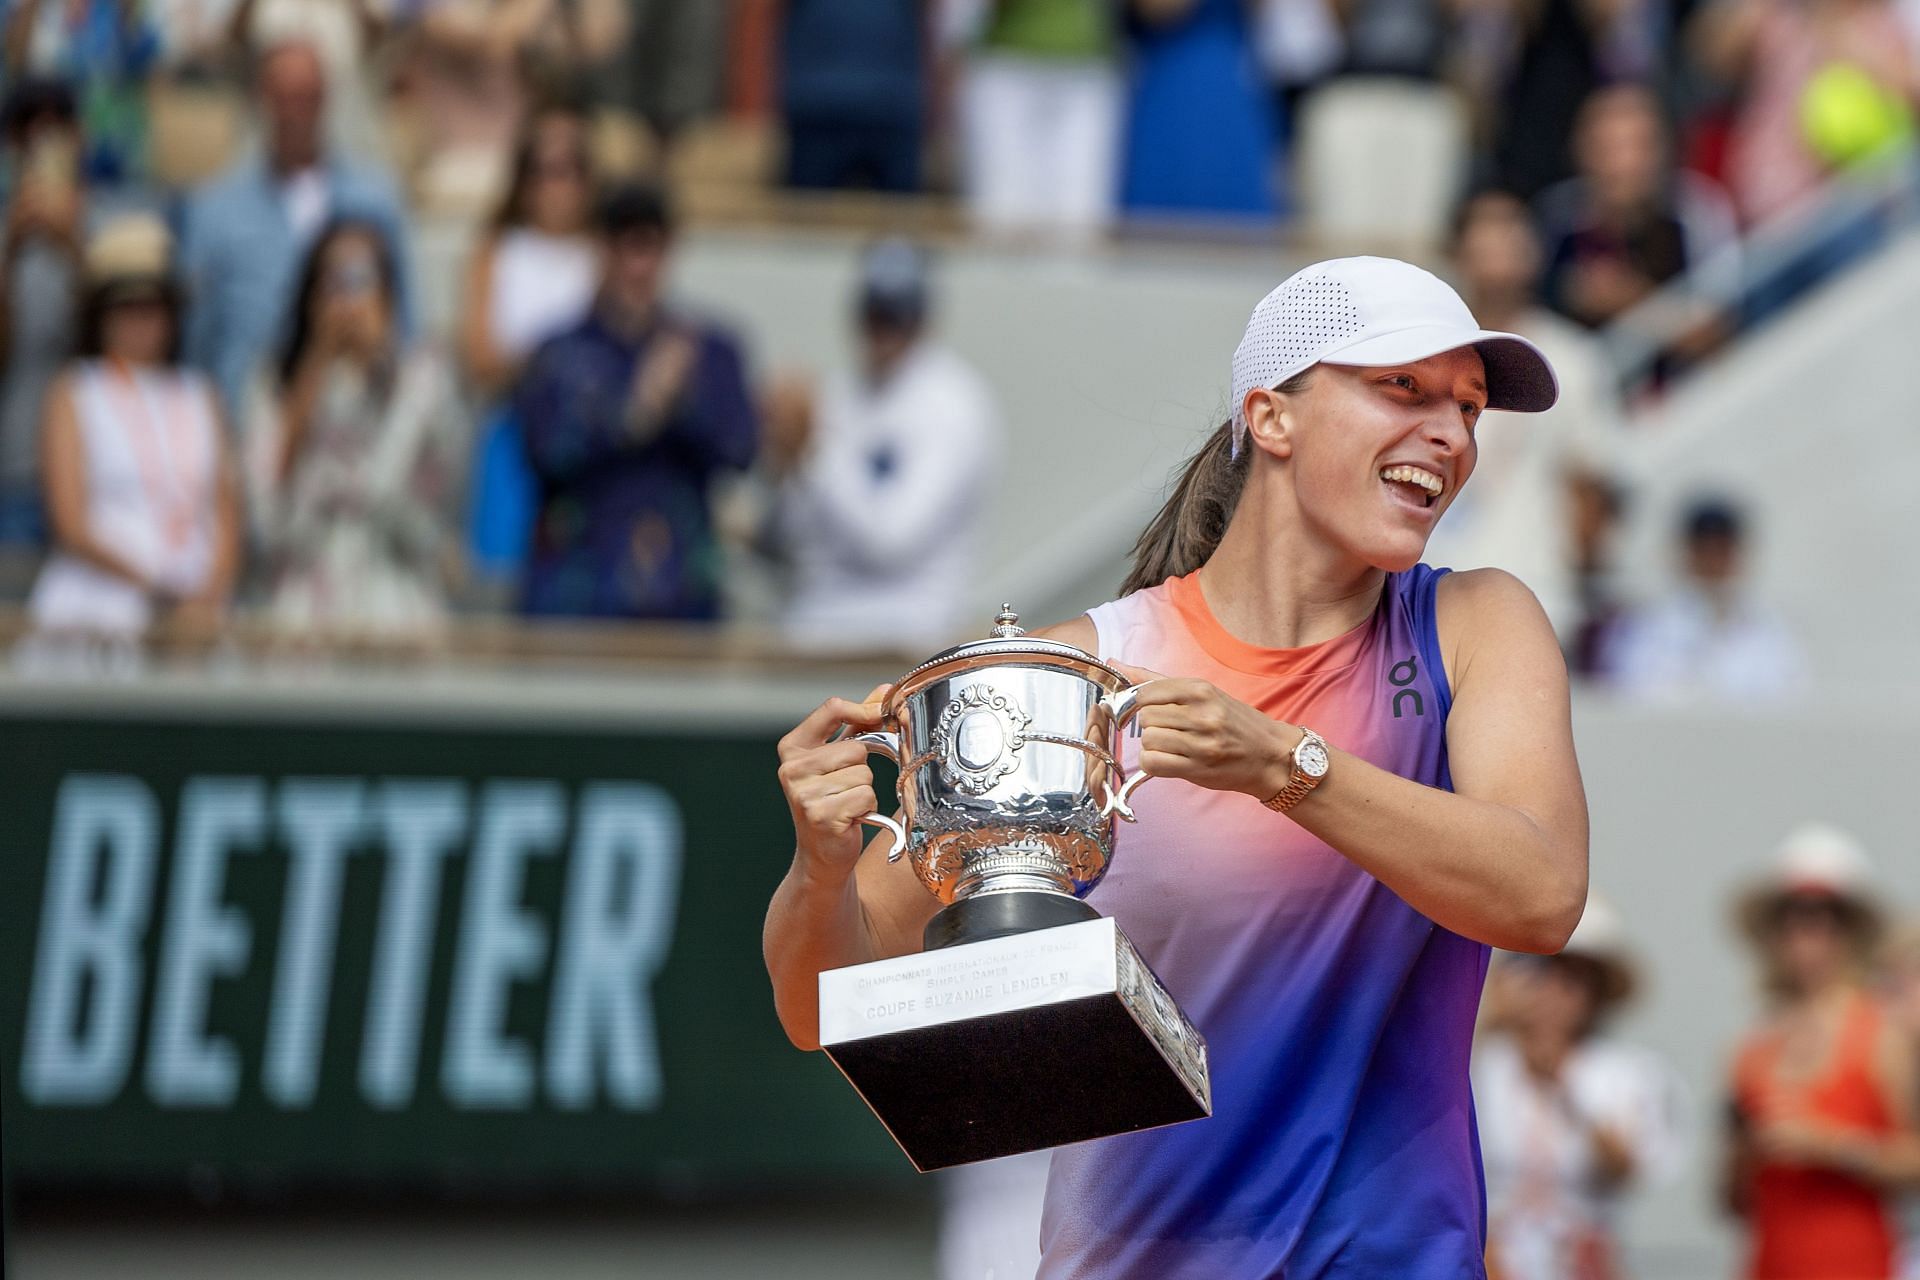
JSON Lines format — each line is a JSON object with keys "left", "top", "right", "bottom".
{"left": 178, "top": 38, "right": 413, "bottom": 417}
{"left": 514, "top": 182, "right": 758, "bottom": 621}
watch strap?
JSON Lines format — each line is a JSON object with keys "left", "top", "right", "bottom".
{"left": 1262, "top": 727, "right": 1328, "bottom": 814}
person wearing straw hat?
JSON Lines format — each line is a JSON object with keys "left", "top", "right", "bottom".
{"left": 24, "top": 212, "right": 239, "bottom": 657}
{"left": 768, "top": 256, "right": 1590, "bottom": 1277}
{"left": 1475, "top": 895, "right": 1689, "bottom": 1280}
{"left": 1725, "top": 823, "right": 1920, "bottom": 1280}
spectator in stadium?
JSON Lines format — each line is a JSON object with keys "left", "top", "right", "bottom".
{"left": 1724, "top": 823, "right": 1920, "bottom": 1280}
{"left": 156, "top": 0, "right": 398, "bottom": 167}
{"left": 1693, "top": 0, "right": 1918, "bottom": 228}
{"left": 1534, "top": 83, "right": 1740, "bottom": 336}
{"left": 180, "top": 38, "right": 414, "bottom": 417}
{"left": 2, "top": 0, "right": 161, "bottom": 186}
{"left": 514, "top": 183, "right": 757, "bottom": 621}
{"left": 26, "top": 214, "right": 238, "bottom": 645}
{"left": 458, "top": 99, "right": 602, "bottom": 586}
{"left": 394, "top": 0, "right": 627, "bottom": 212}
{"left": 944, "top": 0, "right": 1122, "bottom": 238}
{"left": 1424, "top": 188, "right": 1621, "bottom": 636}
{"left": 1476, "top": 895, "right": 1689, "bottom": 1280}
{"left": 1120, "top": 0, "right": 1279, "bottom": 220}
{"left": 1, "top": 80, "right": 87, "bottom": 551}
{"left": 765, "top": 238, "right": 999, "bottom": 652}
{"left": 1607, "top": 494, "right": 1806, "bottom": 701}
{"left": 779, "top": 0, "right": 926, "bottom": 193}
{"left": 248, "top": 219, "right": 465, "bottom": 641}
{"left": 459, "top": 100, "right": 602, "bottom": 399}
{"left": 1561, "top": 465, "right": 1630, "bottom": 681}
{"left": 1492, "top": 0, "right": 1663, "bottom": 199}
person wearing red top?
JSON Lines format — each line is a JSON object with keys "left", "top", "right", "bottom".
{"left": 1723, "top": 824, "right": 1920, "bottom": 1280}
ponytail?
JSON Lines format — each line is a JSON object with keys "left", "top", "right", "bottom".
{"left": 1120, "top": 421, "right": 1246, "bottom": 596}
{"left": 1120, "top": 370, "right": 1309, "bottom": 596}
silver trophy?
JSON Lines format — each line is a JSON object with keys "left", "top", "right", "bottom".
{"left": 816, "top": 607, "right": 1212, "bottom": 1170}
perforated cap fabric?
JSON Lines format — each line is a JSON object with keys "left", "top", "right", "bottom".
{"left": 1229, "top": 256, "right": 1559, "bottom": 455}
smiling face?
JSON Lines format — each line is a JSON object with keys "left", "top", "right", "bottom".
{"left": 1246, "top": 348, "right": 1487, "bottom": 572}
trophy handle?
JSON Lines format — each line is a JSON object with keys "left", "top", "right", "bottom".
{"left": 1097, "top": 685, "right": 1154, "bottom": 822}
{"left": 847, "top": 729, "right": 910, "bottom": 862}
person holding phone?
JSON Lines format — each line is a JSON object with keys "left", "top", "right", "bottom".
{"left": 246, "top": 218, "right": 466, "bottom": 641}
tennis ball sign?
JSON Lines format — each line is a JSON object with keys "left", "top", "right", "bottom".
{"left": 1801, "top": 62, "right": 1916, "bottom": 169}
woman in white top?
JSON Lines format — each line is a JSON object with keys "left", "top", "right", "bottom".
{"left": 1475, "top": 896, "right": 1689, "bottom": 1280}
{"left": 28, "top": 215, "right": 239, "bottom": 647}
{"left": 459, "top": 99, "right": 601, "bottom": 397}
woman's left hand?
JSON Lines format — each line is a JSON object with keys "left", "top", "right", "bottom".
{"left": 1113, "top": 663, "right": 1299, "bottom": 802}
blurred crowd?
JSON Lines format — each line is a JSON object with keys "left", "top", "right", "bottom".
{"left": 1478, "top": 820, "right": 1920, "bottom": 1280}
{"left": 937, "top": 822, "right": 1920, "bottom": 1280}
{"left": 0, "top": 0, "right": 1914, "bottom": 673}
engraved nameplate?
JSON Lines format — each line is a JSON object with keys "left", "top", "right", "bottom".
{"left": 819, "top": 918, "right": 1122, "bottom": 1043}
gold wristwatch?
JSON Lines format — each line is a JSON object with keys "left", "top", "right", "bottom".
{"left": 1262, "top": 727, "right": 1331, "bottom": 814}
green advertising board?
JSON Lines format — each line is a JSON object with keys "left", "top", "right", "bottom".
{"left": 0, "top": 706, "right": 912, "bottom": 1193}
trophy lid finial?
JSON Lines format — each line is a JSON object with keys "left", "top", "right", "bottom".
{"left": 991, "top": 604, "right": 1024, "bottom": 638}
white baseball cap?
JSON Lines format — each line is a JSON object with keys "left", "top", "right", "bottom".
{"left": 1229, "top": 256, "right": 1559, "bottom": 456}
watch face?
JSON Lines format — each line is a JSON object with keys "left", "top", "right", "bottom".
{"left": 1296, "top": 738, "right": 1331, "bottom": 778}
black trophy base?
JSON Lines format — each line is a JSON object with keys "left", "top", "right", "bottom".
{"left": 818, "top": 918, "right": 1211, "bottom": 1171}
{"left": 923, "top": 890, "right": 1099, "bottom": 950}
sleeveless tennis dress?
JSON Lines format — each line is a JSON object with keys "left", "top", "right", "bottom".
{"left": 1039, "top": 565, "right": 1490, "bottom": 1279}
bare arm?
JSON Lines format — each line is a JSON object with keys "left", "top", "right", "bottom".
{"left": 458, "top": 239, "right": 518, "bottom": 397}
{"left": 40, "top": 375, "right": 154, "bottom": 590}
{"left": 1859, "top": 1022, "right": 1920, "bottom": 1186}
{"left": 1118, "top": 569, "right": 1587, "bottom": 952}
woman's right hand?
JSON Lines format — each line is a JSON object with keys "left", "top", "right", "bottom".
{"left": 776, "top": 684, "right": 891, "bottom": 882}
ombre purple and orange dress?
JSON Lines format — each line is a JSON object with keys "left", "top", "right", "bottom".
{"left": 1039, "top": 565, "right": 1491, "bottom": 1279}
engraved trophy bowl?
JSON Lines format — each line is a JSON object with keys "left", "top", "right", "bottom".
{"left": 819, "top": 605, "right": 1211, "bottom": 1170}
{"left": 848, "top": 605, "right": 1152, "bottom": 950}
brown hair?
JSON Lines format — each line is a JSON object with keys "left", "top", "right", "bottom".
{"left": 1120, "top": 370, "right": 1311, "bottom": 596}
{"left": 490, "top": 98, "right": 596, "bottom": 235}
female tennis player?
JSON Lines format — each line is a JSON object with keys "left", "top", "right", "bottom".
{"left": 764, "top": 256, "right": 1590, "bottom": 1278}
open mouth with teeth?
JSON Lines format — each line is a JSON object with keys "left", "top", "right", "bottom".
{"left": 1380, "top": 464, "right": 1445, "bottom": 510}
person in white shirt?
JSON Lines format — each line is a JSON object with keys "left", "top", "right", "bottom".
{"left": 1476, "top": 895, "right": 1690, "bottom": 1280}
{"left": 1608, "top": 495, "right": 1806, "bottom": 702}
{"left": 768, "top": 239, "right": 1000, "bottom": 653}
